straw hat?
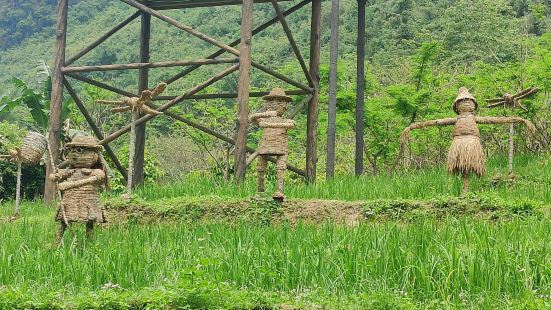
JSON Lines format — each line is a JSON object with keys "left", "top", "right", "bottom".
{"left": 453, "top": 87, "right": 478, "bottom": 114}
{"left": 263, "top": 88, "right": 292, "bottom": 102}
{"left": 65, "top": 135, "right": 102, "bottom": 149}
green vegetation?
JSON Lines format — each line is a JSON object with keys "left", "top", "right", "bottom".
{"left": 134, "top": 155, "right": 551, "bottom": 203}
{"left": 0, "top": 202, "right": 549, "bottom": 309}
{"left": 1, "top": 1, "right": 550, "bottom": 309}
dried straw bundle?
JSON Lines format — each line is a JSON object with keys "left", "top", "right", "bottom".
{"left": 19, "top": 132, "right": 47, "bottom": 165}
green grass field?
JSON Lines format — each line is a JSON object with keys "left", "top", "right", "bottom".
{"left": 134, "top": 155, "right": 551, "bottom": 203}
{"left": 0, "top": 155, "right": 550, "bottom": 309}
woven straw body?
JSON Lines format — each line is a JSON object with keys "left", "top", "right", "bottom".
{"left": 447, "top": 115, "right": 485, "bottom": 176}
{"left": 19, "top": 132, "right": 47, "bottom": 165}
{"left": 258, "top": 116, "right": 289, "bottom": 155}
{"left": 56, "top": 169, "right": 106, "bottom": 223}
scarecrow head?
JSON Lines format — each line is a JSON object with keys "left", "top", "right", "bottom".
{"left": 453, "top": 87, "right": 478, "bottom": 114}
{"left": 263, "top": 88, "right": 292, "bottom": 116}
{"left": 65, "top": 136, "right": 103, "bottom": 168}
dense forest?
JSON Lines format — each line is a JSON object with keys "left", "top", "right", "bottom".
{"left": 0, "top": 0, "right": 550, "bottom": 188}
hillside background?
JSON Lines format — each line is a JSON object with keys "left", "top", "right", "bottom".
{"left": 0, "top": 0, "right": 550, "bottom": 188}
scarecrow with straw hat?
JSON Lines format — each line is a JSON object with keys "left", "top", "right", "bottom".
{"left": 250, "top": 88, "right": 295, "bottom": 201}
{"left": 400, "top": 87, "right": 536, "bottom": 194}
{"left": 49, "top": 135, "right": 108, "bottom": 243}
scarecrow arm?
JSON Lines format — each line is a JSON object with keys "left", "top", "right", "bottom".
{"left": 141, "top": 104, "right": 163, "bottom": 115}
{"left": 475, "top": 116, "right": 536, "bottom": 134}
{"left": 400, "top": 118, "right": 457, "bottom": 143}
{"left": 258, "top": 120, "right": 295, "bottom": 129}
{"left": 57, "top": 170, "right": 106, "bottom": 191}
{"left": 49, "top": 169, "right": 73, "bottom": 182}
{"left": 250, "top": 111, "right": 278, "bottom": 124}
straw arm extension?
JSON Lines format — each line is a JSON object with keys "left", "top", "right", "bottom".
{"left": 475, "top": 116, "right": 536, "bottom": 133}
{"left": 259, "top": 120, "right": 296, "bottom": 128}
{"left": 49, "top": 169, "right": 74, "bottom": 182}
{"left": 401, "top": 117, "right": 457, "bottom": 143}
{"left": 250, "top": 111, "right": 278, "bottom": 124}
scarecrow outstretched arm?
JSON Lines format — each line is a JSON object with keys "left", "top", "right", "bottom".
{"left": 258, "top": 120, "right": 295, "bottom": 129}
{"left": 400, "top": 118, "right": 457, "bottom": 143}
{"left": 250, "top": 111, "right": 278, "bottom": 124}
{"left": 57, "top": 169, "right": 106, "bottom": 191}
{"left": 475, "top": 116, "right": 536, "bottom": 133}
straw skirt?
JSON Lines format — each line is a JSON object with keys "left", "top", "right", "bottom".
{"left": 447, "top": 135, "right": 486, "bottom": 176}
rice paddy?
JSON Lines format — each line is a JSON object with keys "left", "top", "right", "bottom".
{"left": 0, "top": 155, "right": 550, "bottom": 309}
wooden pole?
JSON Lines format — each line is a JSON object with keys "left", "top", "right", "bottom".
{"left": 62, "top": 58, "right": 239, "bottom": 73}
{"left": 326, "top": 0, "right": 339, "bottom": 179}
{"left": 99, "top": 64, "right": 240, "bottom": 145}
{"left": 120, "top": 0, "right": 312, "bottom": 93}
{"left": 14, "top": 160, "right": 22, "bottom": 216}
{"left": 270, "top": 0, "right": 314, "bottom": 86}
{"left": 234, "top": 0, "right": 254, "bottom": 183}
{"left": 62, "top": 78, "right": 128, "bottom": 180}
{"left": 355, "top": 0, "right": 366, "bottom": 176}
{"left": 65, "top": 11, "right": 141, "bottom": 66}
{"left": 134, "top": 12, "right": 151, "bottom": 187}
{"left": 306, "top": 0, "right": 321, "bottom": 183}
{"left": 164, "top": 0, "right": 310, "bottom": 86}
{"left": 509, "top": 123, "right": 514, "bottom": 176}
{"left": 45, "top": 0, "right": 68, "bottom": 203}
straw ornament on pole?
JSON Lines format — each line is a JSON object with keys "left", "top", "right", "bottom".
{"left": 485, "top": 87, "right": 539, "bottom": 176}
{"left": 97, "top": 83, "right": 167, "bottom": 199}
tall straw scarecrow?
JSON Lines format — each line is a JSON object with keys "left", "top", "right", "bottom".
{"left": 0, "top": 131, "right": 47, "bottom": 217}
{"left": 97, "top": 83, "right": 166, "bottom": 199}
{"left": 486, "top": 87, "right": 539, "bottom": 176}
{"left": 249, "top": 88, "right": 295, "bottom": 201}
{"left": 400, "top": 87, "right": 536, "bottom": 194}
{"left": 49, "top": 135, "right": 108, "bottom": 243}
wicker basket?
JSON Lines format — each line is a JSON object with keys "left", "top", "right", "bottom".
{"left": 19, "top": 132, "right": 47, "bottom": 165}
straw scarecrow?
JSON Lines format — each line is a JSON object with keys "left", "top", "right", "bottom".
{"left": 400, "top": 87, "right": 536, "bottom": 194}
{"left": 0, "top": 132, "right": 47, "bottom": 217}
{"left": 486, "top": 87, "right": 539, "bottom": 176}
{"left": 97, "top": 83, "right": 166, "bottom": 199}
{"left": 49, "top": 135, "right": 108, "bottom": 243}
{"left": 249, "top": 88, "right": 295, "bottom": 201}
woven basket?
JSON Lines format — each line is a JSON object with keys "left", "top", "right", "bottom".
{"left": 19, "top": 132, "right": 47, "bottom": 165}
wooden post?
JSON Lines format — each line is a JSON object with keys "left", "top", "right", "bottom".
{"left": 134, "top": 12, "right": 151, "bottom": 187}
{"left": 508, "top": 123, "right": 514, "bottom": 175}
{"left": 45, "top": 0, "right": 68, "bottom": 203}
{"left": 326, "top": 0, "right": 339, "bottom": 179}
{"left": 14, "top": 161, "right": 22, "bottom": 216}
{"left": 355, "top": 0, "right": 366, "bottom": 176}
{"left": 306, "top": 0, "right": 321, "bottom": 183}
{"left": 234, "top": 0, "right": 253, "bottom": 183}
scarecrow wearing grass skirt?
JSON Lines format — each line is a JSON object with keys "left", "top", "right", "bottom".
{"left": 250, "top": 88, "right": 296, "bottom": 201}
{"left": 49, "top": 135, "right": 108, "bottom": 243}
{"left": 400, "top": 87, "right": 535, "bottom": 194}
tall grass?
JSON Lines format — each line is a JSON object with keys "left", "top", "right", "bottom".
{"left": 0, "top": 203, "right": 549, "bottom": 306}
{"left": 135, "top": 155, "right": 551, "bottom": 203}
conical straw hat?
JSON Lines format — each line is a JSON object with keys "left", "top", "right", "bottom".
{"left": 453, "top": 87, "right": 478, "bottom": 114}
{"left": 263, "top": 87, "right": 292, "bottom": 102}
